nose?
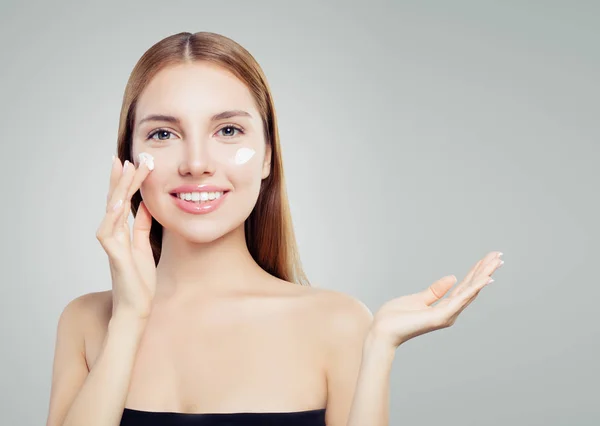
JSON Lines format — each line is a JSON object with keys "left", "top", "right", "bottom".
{"left": 178, "top": 138, "right": 216, "bottom": 177}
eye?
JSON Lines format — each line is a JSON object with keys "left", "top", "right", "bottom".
{"left": 147, "top": 128, "right": 176, "bottom": 141}
{"left": 216, "top": 124, "right": 244, "bottom": 138}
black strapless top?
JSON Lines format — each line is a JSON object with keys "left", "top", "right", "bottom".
{"left": 120, "top": 407, "right": 326, "bottom": 425}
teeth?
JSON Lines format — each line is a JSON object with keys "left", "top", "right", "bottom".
{"left": 177, "top": 191, "right": 224, "bottom": 203}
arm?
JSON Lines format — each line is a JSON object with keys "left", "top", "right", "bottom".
{"left": 322, "top": 300, "right": 408, "bottom": 426}
{"left": 346, "top": 332, "right": 396, "bottom": 426}
{"left": 46, "top": 295, "right": 147, "bottom": 426}
{"left": 322, "top": 293, "right": 384, "bottom": 426}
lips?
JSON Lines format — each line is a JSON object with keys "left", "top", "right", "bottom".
{"left": 171, "top": 190, "right": 229, "bottom": 214}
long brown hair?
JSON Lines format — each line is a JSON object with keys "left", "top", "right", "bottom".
{"left": 116, "top": 31, "right": 309, "bottom": 286}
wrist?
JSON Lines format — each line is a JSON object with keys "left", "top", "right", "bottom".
{"left": 109, "top": 309, "right": 149, "bottom": 335}
{"left": 363, "top": 328, "right": 398, "bottom": 362}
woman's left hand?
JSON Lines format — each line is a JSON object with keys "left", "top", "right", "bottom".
{"left": 369, "top": 251, "right": 504, "bottom": 349}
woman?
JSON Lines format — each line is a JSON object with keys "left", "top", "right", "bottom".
{"left": 46, "top": 31, "right": 504, "bottom": 426}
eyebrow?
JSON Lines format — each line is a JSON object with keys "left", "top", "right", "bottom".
{"left": 137, "top": 110, "right": 253, "bottom": 126}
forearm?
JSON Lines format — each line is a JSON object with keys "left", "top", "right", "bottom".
{"left": 62, "top": 311, "right": 147, "bottom": 426}
{"left": 347, "top": 332, "right": 396, "bottom": 426}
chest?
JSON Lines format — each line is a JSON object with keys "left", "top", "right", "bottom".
{"left": 89, "top": 301, "right": 328, "bottom": 413}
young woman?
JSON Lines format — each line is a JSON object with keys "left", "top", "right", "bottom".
{"left": 46, "top": 31, "right": 504, "bottom": 426}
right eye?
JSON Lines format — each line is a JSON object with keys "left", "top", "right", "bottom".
{"left": 147, "top": 129, "right": 176, "bottom": 141}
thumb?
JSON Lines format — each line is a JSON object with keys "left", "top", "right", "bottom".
{"left": 420, "top": 275, "right": 456, "bottom": 306}
{"left": 132, "top": 201, "right": 152, "bottom": 252}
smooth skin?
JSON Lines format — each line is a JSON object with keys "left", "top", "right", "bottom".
{"left": 46, "top": 101, "right": 503, "bottom": 426}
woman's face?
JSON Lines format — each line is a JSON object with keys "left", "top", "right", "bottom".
{"left": 131, "top": 61, "right": 271, "bottom": 243}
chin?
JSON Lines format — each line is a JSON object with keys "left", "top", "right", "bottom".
{"left": 169, "top": 220, "right": 242, "bottom": 244}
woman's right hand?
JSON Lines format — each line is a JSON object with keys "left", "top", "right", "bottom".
{"left": 96, "top": 154, "right": 155, "bottom": 320}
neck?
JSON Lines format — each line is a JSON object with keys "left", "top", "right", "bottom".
{"left": 154, "top": 223, "right": 265, "bottom": 302}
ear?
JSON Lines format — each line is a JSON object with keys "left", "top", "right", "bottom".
{"left": 261, "top": 142, "right": 272, "bottom": 179}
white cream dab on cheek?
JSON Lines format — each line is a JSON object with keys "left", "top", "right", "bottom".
{"left": 233, "top": 147, "right": 255, "bottom": 165}
{"left": 137, "top": 152, "right": 155, "bottom": 170}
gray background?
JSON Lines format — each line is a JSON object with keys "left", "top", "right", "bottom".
{"left": 1, "top": 0, "right": 598, "bottom": 425}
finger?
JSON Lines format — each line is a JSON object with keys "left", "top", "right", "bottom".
{"left": 132, "top": 201, "right": 153, "bottom": 254}
{"left": 96, "top": 195, "right": 128, "bottom": 246}
{"left": 97, "top": 160, "right": 137, "bottom": 255}
{"left": 420, "top": 275, "right": 456, "bottom": 306}
{"left": 450, "top": 251, "right": 500, "bottom": 297}
{"left": 454, "top": 262, "right": 498, "bottom": 298}
{"left": 119, "top": 156, "right": 153, "bottom": 226}
{"left": 117, "top": 198, "right": 132, "bottom": 229}
{"left": 453, "top": 282, "right": 485, "bottom": 316}
{"left": 444, "top": 289, "right": 481, "bottom": 323}
{"left": 106, "top": 160, "right": 136, "bottom": 213}
{"left": 473, "top": 251, "right": 501, "bottom": 277}
{"left": 463, "top": 259, "right": 484, "bottom": 285}
{"left": 126, "top": 156, "right": 153, "bottom": 200}
{"left": 463, "top": 289, "right": 481, "bottom": 309}
{"left": 450, "top": 254, "right": 489, "bottom": 296}
{"left": 448, "top": 259, "right": 482, "bottom": 298}
{"left": 109, "top": 197, "right": 132, "bottom": 240}
{"left": 482, "top": 256, "right": 503, "bottom": 277}
{"left": 112, "top": 154, "right": 153, "bottom": 226}
{"left": 436, "top": 264, "right": 497, "bottom": 321}
{"left": 107, "top": 156, "right": 123, "bottom": 205}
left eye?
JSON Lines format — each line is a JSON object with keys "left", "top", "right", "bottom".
{"left": 217, "top": 125, "right": 244, "bottom": 138}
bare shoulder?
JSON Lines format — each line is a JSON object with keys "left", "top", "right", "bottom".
{"left": 267, "top": 278, "right": 373, "bottom": 337}
{"left": 291, "top": 285, "right": 373, "bottom": 342}
{"left": 313, "top": 287, "right": 373, "bottom": 330}
{"left": 57, "top": 290, "right": 113, "bottom": 333}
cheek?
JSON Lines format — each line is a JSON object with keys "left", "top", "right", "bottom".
{"left": 137, "top": 164, "right": 166, "bottom": 200}
{"left": 138, "top": 172, "right": 158, "bottom": 200}
{"left": 226, "top": 148, "right": 263, "bottom": 188}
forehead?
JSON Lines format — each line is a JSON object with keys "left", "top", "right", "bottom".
{"left": 135, "top": 62, "right": 258, "bottom": 120}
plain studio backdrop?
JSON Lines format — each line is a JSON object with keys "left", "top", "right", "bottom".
{"left": 1, "top": 1, "right": 598, "bottom": 425}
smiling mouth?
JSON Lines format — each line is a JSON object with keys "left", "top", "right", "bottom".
{"left": 170, "top": 190, "right": 229, "bottom": 204}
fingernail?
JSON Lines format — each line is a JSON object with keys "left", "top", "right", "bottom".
{"left": 487, "top": 278, "right": 495, "bottom": 284}
{"left": 138, "top": 152, "right": 154, "bottom": 171}
{"left": 123, "top": 160, "right": 130, "bottom": 173}
{"left": 113, "top": 199, "right": 123, "bottom": 211}
{"left": 498, "top": 260, "right": 504, "bottom": 267}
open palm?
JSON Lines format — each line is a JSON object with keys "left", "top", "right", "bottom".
{"left": 371, "top": 251, "right": 504, "bottom": 348}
